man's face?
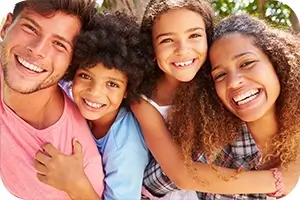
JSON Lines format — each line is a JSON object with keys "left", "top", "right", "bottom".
{"left": 0, "top": 9, "right": 81, "bottom": 94}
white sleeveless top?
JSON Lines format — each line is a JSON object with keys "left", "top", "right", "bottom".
{"left": 141, "top": 95, "right": 170, "bottom": 120}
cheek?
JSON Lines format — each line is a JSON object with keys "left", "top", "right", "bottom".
{"left": 215, "top": 83, "right": 228, "bottom": 104}
{"left": 267, "top": 74, "right": 281, "bottom": 100}
{"left": 194, "top": 40, "right": 208, "bottom": 54}
{"left": 52, "top": 53, "right": 72, "bottom": 73}
{"left": 109, "top": 90, "right": 126, "bottom": 105}
{"left": 155, "top": 44, "right": 173, "bottom": 59}
{"left": 72, "top": 81, "right": 87, "bottom": 98}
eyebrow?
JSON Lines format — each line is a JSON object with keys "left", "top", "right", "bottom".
{"left": 80, "top": 68, "right": 125, "bottom": 83}
{"left": 21, "top": 16, "right": 73, "bottom": 48}
{"left": 211, "top": 52, "right": 255, "bottom": 72}
{"left": 21, "top": 16, "right": 41, "bottom": 29}
{"left": 108, "top": 77, "right": 125, "bottom": 84}
{"left": 155, "top": 27, "right": 204, "bottom": 40}
{"left": 53, "top": 34, "right": 73, "bottom": 48}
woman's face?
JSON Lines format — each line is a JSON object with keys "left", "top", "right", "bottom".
{"left": 209, "top": 33, "right": 280, "bottom": 122}
{"left": 152, "top": 8, "right": 208, "bottom": 82}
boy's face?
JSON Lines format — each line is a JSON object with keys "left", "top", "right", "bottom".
{"left": 0, "top": 9, "right": 81, "bottom": 94}
{"left": 72, "top": 64, "right": 128, "bottom": 121}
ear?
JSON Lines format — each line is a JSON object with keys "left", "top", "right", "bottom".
{"left": 1, "top": 13, "right": 13, "bottom": 40}
{"left": 124, "top": 92, "right": 127, "bottom": 99}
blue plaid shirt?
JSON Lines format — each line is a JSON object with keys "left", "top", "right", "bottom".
{"left": 143, "top": 124, "right": 269, "bottom": 200}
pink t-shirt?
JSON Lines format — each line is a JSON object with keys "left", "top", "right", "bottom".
{"left": 0, "top": 72, "right": 104, "bottom": 199}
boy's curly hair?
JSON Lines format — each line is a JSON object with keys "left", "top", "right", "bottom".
{"left": 169, "top": 14, "right": 300, "bottom": 168}
{"left": 138, "top": 0, "right": 214, "bottom": 98}
{"left": 65, "top": 11, "right": 151, "bottom": 103}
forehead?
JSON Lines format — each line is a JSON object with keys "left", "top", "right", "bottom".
{"left": 17, "top": 9, "right": 81, "bottom": 42}
{"left": 213, "top": 34, "right": 254, "bottom": 50}
{"left": 84, "top": 64, "right": 128, "bottom": 80}
{"left": 153, "top": 8, "right": 205, "bottom": 33}
{"left": 210, "top": 34, "right": 260, "bottom": 58}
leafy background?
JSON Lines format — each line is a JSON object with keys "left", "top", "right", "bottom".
{"left": 100, "top": 0, "right": 300, "bottom": 31}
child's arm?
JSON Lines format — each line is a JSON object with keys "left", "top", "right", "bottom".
{"left": 131, "top": 99, "right": 294, "bottom": 195}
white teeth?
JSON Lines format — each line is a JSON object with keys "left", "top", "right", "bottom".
{"left": 17, "top": 56, "right": 44, "bottom": 73}
{"left": 84, "top": 99, "right": 104, "bottom": 109}
{"left": 174, "top": 59, "right": 194, "bottom": 67}
{"left": 233, "top": 89, "right": 259, "bottom": 105}
{"left": 236, "top": 95, "right": 257, "bottom": 105}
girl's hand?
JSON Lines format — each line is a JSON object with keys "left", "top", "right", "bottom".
{"left": 280, "top": 165, "right": 299, "bottom": 195}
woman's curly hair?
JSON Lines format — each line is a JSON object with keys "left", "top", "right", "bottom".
{"left": 138, "top": 0, "right": 214, "bottom": 98}
{"left": 169, "top": 14, "right": 300, "bottom": 168}
{"left": 64, "top": 11, "right": 152, "bottom": 104}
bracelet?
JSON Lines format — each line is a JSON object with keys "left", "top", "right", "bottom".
{"left": 270, "top": 168, "right": 285, "bottom": 197}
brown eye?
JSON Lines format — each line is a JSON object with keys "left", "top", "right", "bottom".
{"left": 160, "top": 38, "right": 173, "bottom": 44}
{"left": 213, "top": 72, "right": 226, "bottom": 82}
{"left": 240, "top": 60, "right": 257, "bottom": 68}
{"left": 107, "top": 81, "right": 119, "bottom": 88}
{"left": 78, "top": 73, "right": 91, "bottom": 80}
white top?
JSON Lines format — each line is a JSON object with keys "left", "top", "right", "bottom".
{"left": 141, "top": 95, "right": 170, "bottom": 120}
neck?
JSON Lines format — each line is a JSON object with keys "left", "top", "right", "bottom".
{"left": 2, "top": 81, "right": 64, "bottom": 129}
{"left": 154, "top": 73, "right": 180, "bottom": 106}
{"left": 246, "top": 106, "right": 278, "bottom": 150}
{"left": 90, "top": 108, "right": 120, "bottom": 139}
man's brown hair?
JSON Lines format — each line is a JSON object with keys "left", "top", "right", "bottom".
{"left": 12, "top": 0, "right": 97, "bottom": 30}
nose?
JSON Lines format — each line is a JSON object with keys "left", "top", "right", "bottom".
{"left": 227, "top": 72, "right": 244, "bottom": 89}
{"left": 174, "top": 39, "right": 190, "bottom": 55}
{"left": 26, "top": 37, "right": 50, "bottom": 58}
{"left": 88, "top": 82, "right": 107, "bottom": 97}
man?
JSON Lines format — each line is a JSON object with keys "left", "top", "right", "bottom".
{"left": 0, "top": 0, "right": 104, "bottom": 199}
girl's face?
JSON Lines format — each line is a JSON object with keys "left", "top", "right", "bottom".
{"left": 209, "top": 33, "right": 280, "bottom": 122}
{"left": 72, "top": 64, "right": 128, "bottom": 121}
{"left": 152, "top": 8, "right": 208, "bottom": 82}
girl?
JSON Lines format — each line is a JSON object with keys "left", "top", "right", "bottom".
{"left": 132, "top": 0, "right": 298, "bottom": 199}
{"left": 168, "top": 14, "right": 300, "bottom": 199}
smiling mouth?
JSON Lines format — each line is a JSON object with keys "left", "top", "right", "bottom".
{"left": 232, "top": 89, "right": 261, "bottom": 106}
{"left": 172, "top": 59, "right": 196, "bottom": 68}
{"left": 16, "top": 55, "right": 46, "bottom": 73}
{"left": 83, "top": 99, "right": 106, "bottom": 109}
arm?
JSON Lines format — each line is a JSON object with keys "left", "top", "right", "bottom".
{"left": 131, "top": 99, "right": 294, "bottom": 195}
{"left": 103, "top": 146, "right": 149, "bottom": 200}
{"left": 34, "top": 139, "right": 103, "bottom": 200}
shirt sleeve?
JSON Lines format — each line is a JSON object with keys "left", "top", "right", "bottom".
{"left": 58, "top": 80, "right": 73, "bottom": 99}
{"left": 103, "top": 146, "right": 149, "bottom": 200}
{"left": 83, "top": 155, "right": 105, "bottom": 198}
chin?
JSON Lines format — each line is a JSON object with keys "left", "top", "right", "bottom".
{"left": 237, "top": 112, "right": 265, "bottom": 123}
{"left": 177, "top": 75, "right": 196, "bottom": 82}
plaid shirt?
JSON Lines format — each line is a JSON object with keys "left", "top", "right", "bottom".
{"left": 143, "top": 123, "right": 270, "bottom": 200}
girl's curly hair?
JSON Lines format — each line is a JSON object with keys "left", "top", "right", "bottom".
{"left": 64, "top": 11, "right": 152, "bottom": 104}
{"left": 169, "top": 14, "right": 300, "bottom": 168}
{"left": 138, "top": 0, "right": 214, "bottom": 98}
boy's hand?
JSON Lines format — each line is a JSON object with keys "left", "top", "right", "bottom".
{"left": 34, "top": 138, "right": 87, "bottom": 195}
